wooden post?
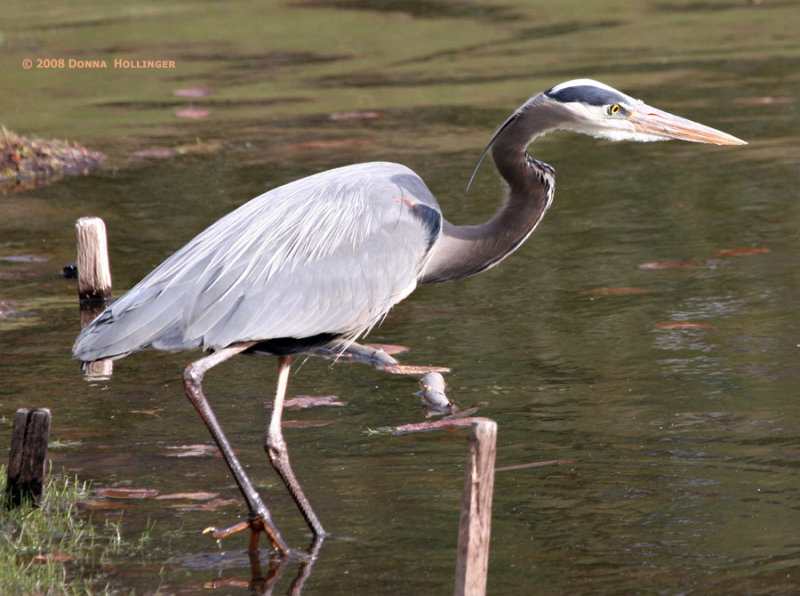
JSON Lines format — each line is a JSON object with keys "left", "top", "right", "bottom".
{"left": 454, "top": 419, "right": 497, "bottom": 596}
{"left": 75, "top": 217, "right": 114, "bottom": 379}
{"left": 75, "top": 217, "right": 112, "bottom": 303}
{"left": 5, "top": 408, "right": 51, "bottom": 508}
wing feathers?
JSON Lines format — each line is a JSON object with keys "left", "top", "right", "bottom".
{"left": 73, "top": 162, "right": 442, "bottom": 361}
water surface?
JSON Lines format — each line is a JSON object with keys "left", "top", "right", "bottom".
{"left": 1, "top": 0, "right": 798, "bottom": 593}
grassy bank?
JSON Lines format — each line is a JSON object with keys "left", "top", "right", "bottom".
{"left": 0, "top": 465, "right": 151, "bottom": 594}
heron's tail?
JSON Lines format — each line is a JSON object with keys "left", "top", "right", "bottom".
{"left": 72, "top": 280, "right": 196, "bottom": 362}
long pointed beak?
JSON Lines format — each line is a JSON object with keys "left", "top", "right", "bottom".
{"left": 630, "top": 105, "right": 747, "bottom": 146}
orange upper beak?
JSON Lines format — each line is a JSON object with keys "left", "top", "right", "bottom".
{"left": 630, "top": 106, "right": 747, "bottom": 146}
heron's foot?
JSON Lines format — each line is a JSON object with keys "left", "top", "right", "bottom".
{"left": 383, "top": 363, "right": 451, "bottom": 376}
{"left": 203, "top": 519, "right": 250, "bottom": 540}
{"left": 203, "top": 513, "right": 290, "bottom": 556}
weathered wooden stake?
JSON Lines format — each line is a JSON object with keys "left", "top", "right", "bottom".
{"left": 454, "top": 419, "right": 497, "bottom": 596}
{"left": 75, "top": 216, "right": 112, "bottom": 303}
{"left": 5, "top": 408, "right": 51, "bottom": 508}
{"left": 75, "top": 216, "right": 114, "bottom": 379}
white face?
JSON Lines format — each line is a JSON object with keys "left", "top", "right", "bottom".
{"left": 546, "top": 79, "right": 745, "bottom": 146}
{"left": 547, "top": 79, "right": 667, "bottom": 142}
{"left": 561, "top": 103, "right": 669, "bottom": 143}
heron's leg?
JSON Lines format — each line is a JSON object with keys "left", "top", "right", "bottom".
{"left": 310, "top": 340, "right": 400, "bottom": 369}
{"left": 265, "top": 355, "right": 327, "bottom": 537}
{"left": 312, "top": 340, "right": 451, "bottom": 375}
{"left": 183, "top": 343, "right": 289, "bottom": 555}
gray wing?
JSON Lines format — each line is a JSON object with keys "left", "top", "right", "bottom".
{"left": 73, "top": 162, "right": 442, "bottom": 362}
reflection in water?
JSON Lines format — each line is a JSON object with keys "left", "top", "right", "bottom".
{"left": 170, "top": 535, "right": 324, "bottom": 595}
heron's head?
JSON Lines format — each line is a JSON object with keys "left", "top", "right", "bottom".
{"left": 542, "top": 79, "right": 746, "bottom": 145}
{"left": 466, "top": 79, "right": 745, "bottom": 191}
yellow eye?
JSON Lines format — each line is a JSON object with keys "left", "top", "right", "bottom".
{"left": 609, "top": 104, "right": 621, "bottom": 115}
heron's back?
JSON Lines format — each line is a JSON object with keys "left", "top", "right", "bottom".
{"left": 72, "top": 162, "right": 442, "bottom": 362}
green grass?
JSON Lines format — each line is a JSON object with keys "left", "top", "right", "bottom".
{"left": 0, "top": 465, "right": 152, "bottom": 594}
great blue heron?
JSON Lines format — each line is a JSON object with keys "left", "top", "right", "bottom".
{"left": 73, "top": 79, "right": 745, "bottom": 554}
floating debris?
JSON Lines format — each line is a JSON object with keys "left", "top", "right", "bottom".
{"left": 130, "top": 408, "right": 162, "bottom": 417}
{"left": 283, "top": 395, "right": 347, "bottom": 410}
{"left": 385, "top": 416, "right": 491, "bottom": 436}
{"left": 155, "top": 491, "right": 219, "bottom": 501}
{"left": 654, "top": 321, "right": 714, "bottom": 330}
{"left": 31, "top": 552, "right": 77, "bottom": 564}
{"left": 173, "top": 86, "right": 214, "bottom": 98}
{"left": 175, "top": 106, "right": 211, "bottom": 119}
{"left": 281, "top": 419, "right": 334, "bottom": 429}
{"left": 444, "top": 407, "right": 479, "bottom": 419}
{"left": 415, "top": 372, "right": 456, "bottom": 417}
{"left": 47, "top": 439, "right": 83, "bottom": 449}
{"left": 734, "top": 96, "right": 791, "bottom": 106}
{"left": 75, "top": 500, "right": 132, "bottom": 511}
{"left": 165, "top": 444, "right": 219, "bottom": 458}
{"left": 638, "top": 261, "right": 701, "bottom": 269}
{"left": 97, "top": 487, "right": 158, "bottom": 499}
{"left": 715, "top": 247, "right": 770, "bottom": 258}
{"left": 0, "top": 127, "right": 104, "bottom": 193}
{"left": 495, "top": 458, "right": 578, "bottom": 472}
{"left": 131, "top": 148, "right": 179, "bottom": 159}
{"left": 174, "top": 497, "right": 240, "bottom": 512}
{"left": 205, "top": 579, "right": 251, "bottom": 590}
{"left": 0, "top": 254, "right": 49, "bottom": 263}
{"left": 330, "top": 111, "right": 383, "bottom": 121}
{"left": 131, "top": 139, "right": 223, "bottom": 160}
{"left": 383, "top": 363, "right": 451, "bottom": 375}
{"left": 277, "top": 138, "right": 371, "bottom": 151}
{"left": 168, "top": 139, "right": 223, "bottom": 155}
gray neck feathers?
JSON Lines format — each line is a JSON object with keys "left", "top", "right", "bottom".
{"left": 420, "top": 95, "right": 563, "bottom": 284}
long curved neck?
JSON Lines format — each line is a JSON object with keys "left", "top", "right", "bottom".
{"left": 420, "top": 94, "right": 566, "bottom": 284}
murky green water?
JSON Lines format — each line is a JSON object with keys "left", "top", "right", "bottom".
{"left": 2, "top": 0, "right": 799, "bottom": 593}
